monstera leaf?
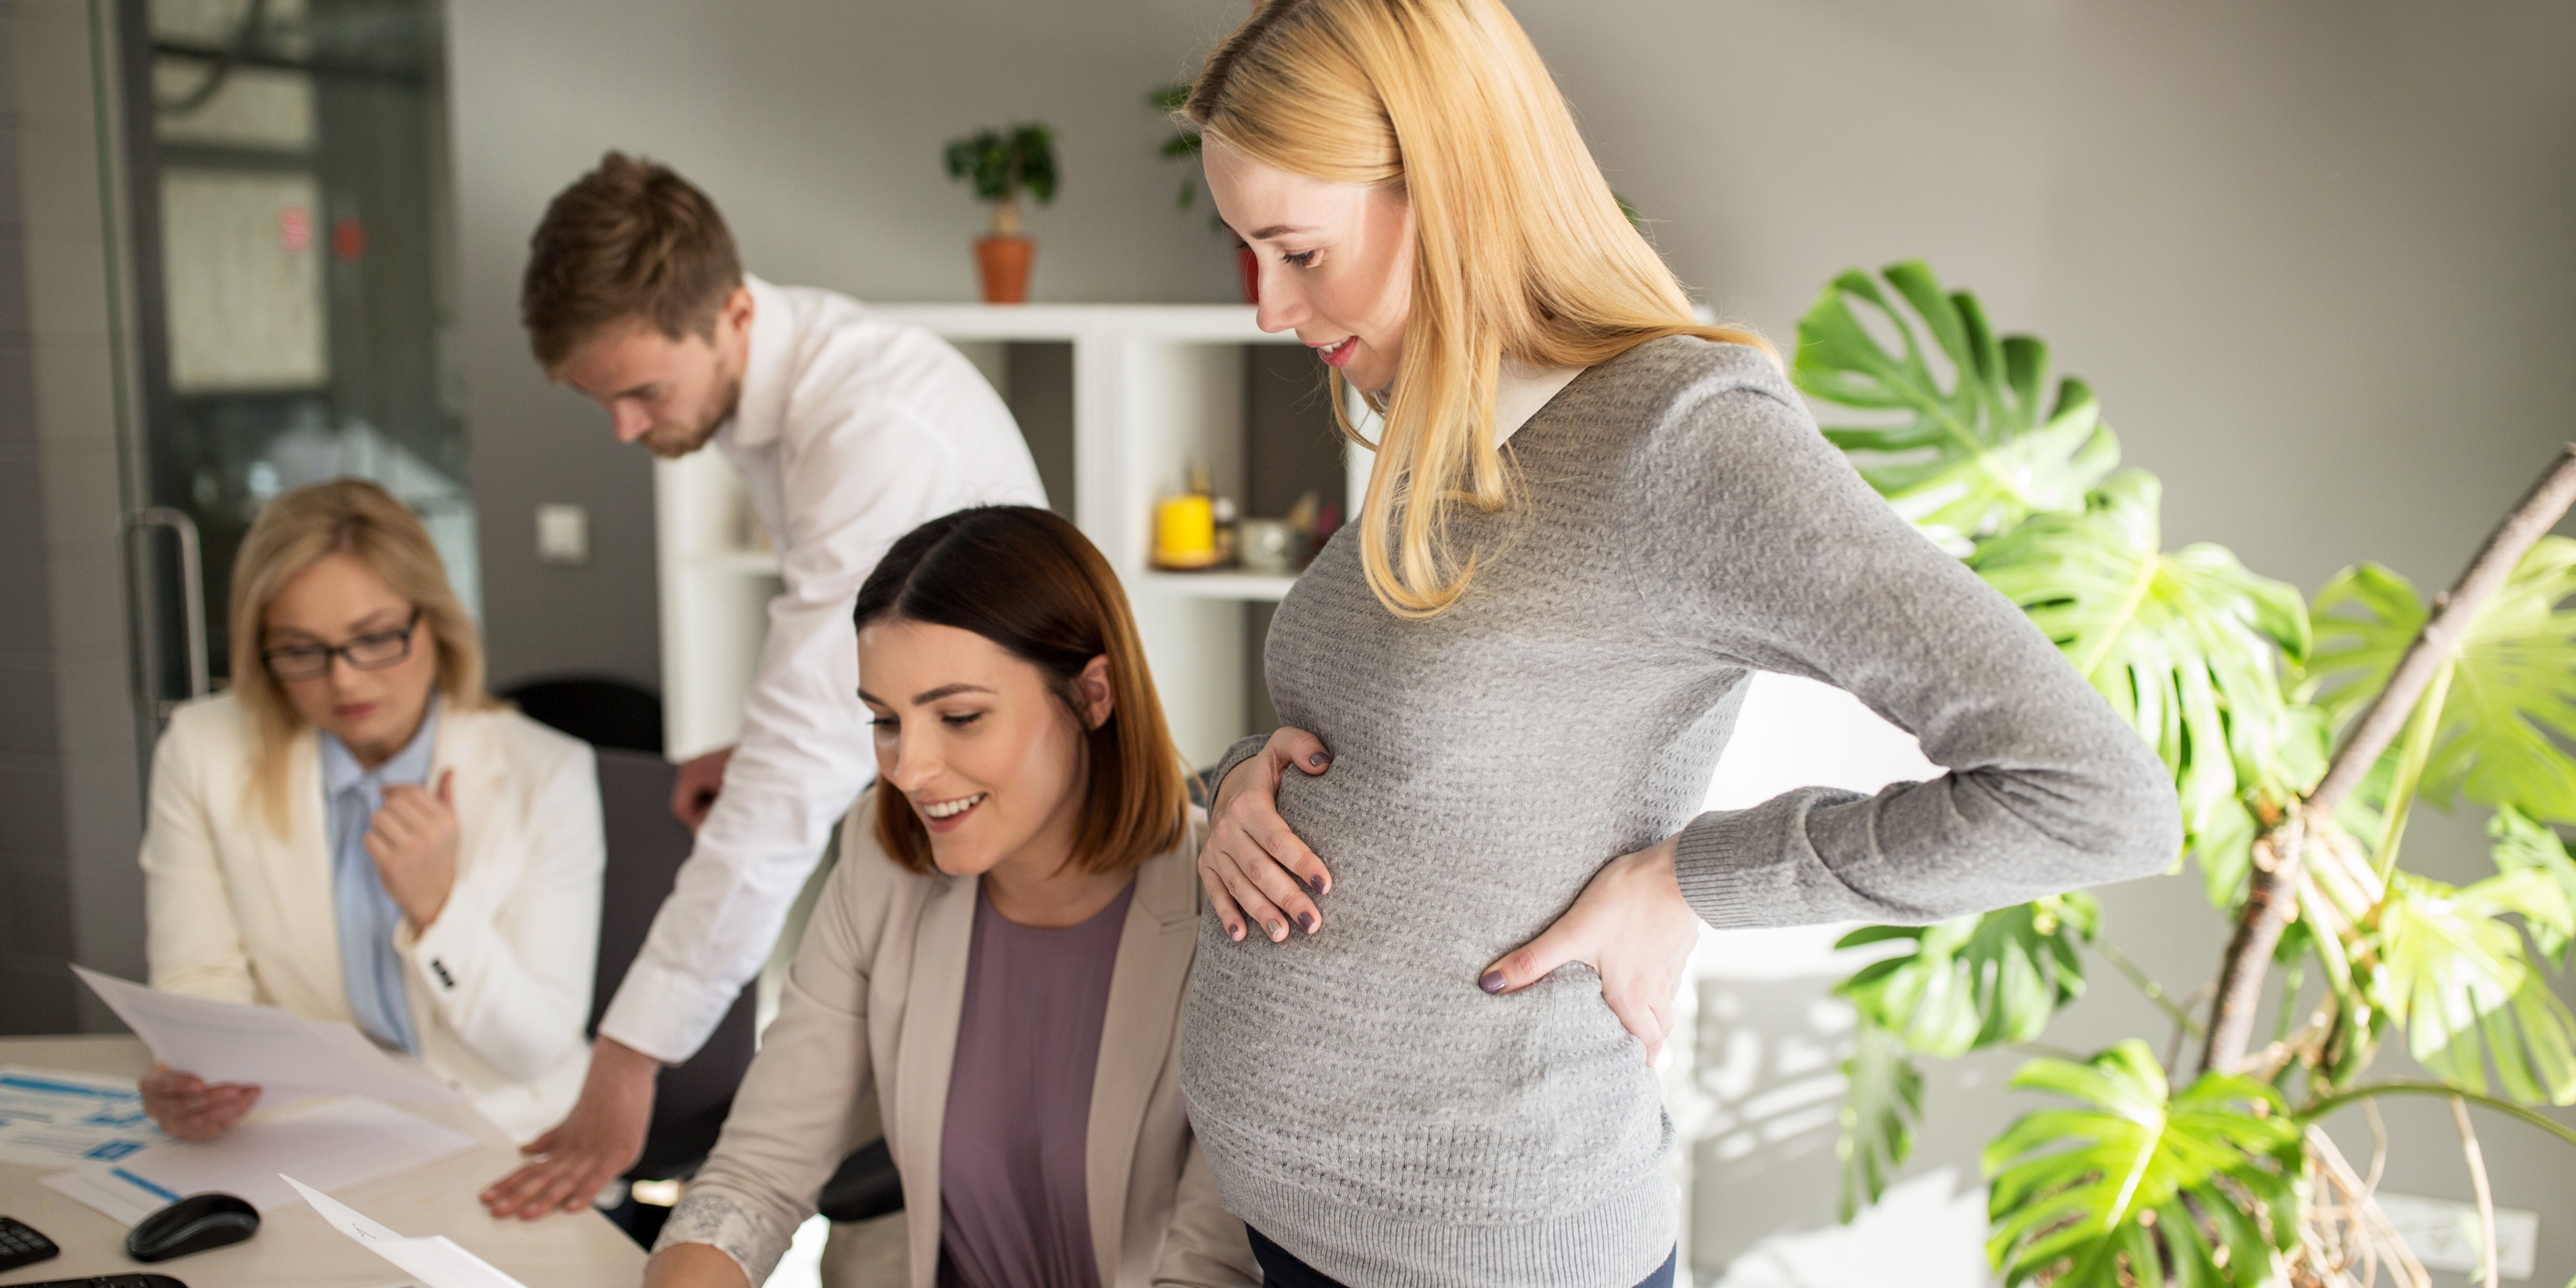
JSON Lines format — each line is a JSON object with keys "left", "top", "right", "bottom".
{"left": 2303, "top": 538, "right": 2576, "bottom": 821}
{"left": 1971, "top": 470, "right": 2316, "bottom": 868}
{"left": 2489, "top": 806, "right": 2576, "bottom": 964}
{"left": 1985, "top": 1043, "right": 2303, "bottom": 1288}
{"left": 1837, "top": 1018, "right": 1925, "bottom": 1222}
{"left": 1794, "top": 260, "right": 2119, "bottom": 553}
{"left": 2371, "top": 869, "right": 2576, "bottom": 1105}
{"left": 1836, "top": 894, "right": 2100, "bottom": 1059}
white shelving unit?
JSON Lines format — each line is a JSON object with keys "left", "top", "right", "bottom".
{"left": 654, "top": 303, "right": 1370, "bottom": 767}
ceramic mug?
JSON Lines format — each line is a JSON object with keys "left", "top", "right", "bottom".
{"left": 1239, "top": 519, "right": 1301, "bottom": 575}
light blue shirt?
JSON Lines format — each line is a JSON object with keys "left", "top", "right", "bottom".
{"left": 320, "top": 704, "right": 437, "bottom": 1054}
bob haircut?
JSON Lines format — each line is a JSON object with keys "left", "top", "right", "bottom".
{"left": 229, "top": 478, "right": 494, "bottom": 832}
{"left": 1185, "top": 0, "right": 1774, "bottom": 618}
{"left": 853, "top": 506, "right": 1188, "bottom": 876}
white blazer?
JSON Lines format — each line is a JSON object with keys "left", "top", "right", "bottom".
{"left": 598, "top": 274, "right": 1046, "bottom": 1064}
{"left": 140, "top": 693, "right": 603, "bottom": 1141}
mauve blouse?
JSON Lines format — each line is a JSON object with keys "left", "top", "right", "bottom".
{"left": 935, "top": 878, "right": 1135, "bottom": 1288}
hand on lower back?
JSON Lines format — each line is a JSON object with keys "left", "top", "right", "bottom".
{"left": 139, "top": 1063, "right": 260, "bottom": 1141}
{"left": 1197, "top": 727, "right": 1336, "bottom": 944}
{"left": 1478, "top": 835, "right": 1702, "bottom": 1060}
{"left": 479, "top": 1037, "right": 659, "bottom": 1219}
{"left": 671, "top": 746, "right": 736, "bottom": 832}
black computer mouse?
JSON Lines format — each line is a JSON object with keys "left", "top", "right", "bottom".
{"left": 125, "top": 1191, "right": 259, "bottom": 1263}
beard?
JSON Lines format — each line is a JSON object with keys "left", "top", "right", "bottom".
{"left": 634, "top": 370, "right": 742, "bottom": 459}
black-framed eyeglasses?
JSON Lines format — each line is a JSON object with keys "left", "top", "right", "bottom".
{"left": 262, "top": 610, "right": 423, "bottom": 681}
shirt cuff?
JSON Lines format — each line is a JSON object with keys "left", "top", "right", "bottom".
{"left": 598, "top": 959, "right": 743, "bottom": 1066}
{"left": 1672, "top": 808, "right": 1784, "bottom": 929}
{"left": 655, "top": 1190, "right": 792, "bottom": 1286}
{"left": 400, "top": 878, "right": 496, "bottom": 1001}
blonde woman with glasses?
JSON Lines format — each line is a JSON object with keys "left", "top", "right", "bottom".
{"left": 138, "top": 478, "right": 603, "bottom": 1146}
{"left": 1177, "top": 2, "right": 2181, "bottom": 1285}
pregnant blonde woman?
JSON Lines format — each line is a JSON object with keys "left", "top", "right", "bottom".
{"left": 1176, "top": 3, "right": 2183, "bottom": 1286}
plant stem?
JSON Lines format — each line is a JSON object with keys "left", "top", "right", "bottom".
{"left": 2202, "top": 445, "right": 2576, "bottom": 1075}
{"left": 2272, "top": 959, "right": 2306, "bottom": 1045}
{"left": 2451, "top": 1096, "right": 2500, "bottom": 1288}
{"left": 2369, "top": 661, "right": 2456, "bottom": 883}
{"left": 2095, "top": 936, "right": 2203, "bottom": 1037}
{"left": 2307, "top": 1079, "right": 2576, "bottom": 1153}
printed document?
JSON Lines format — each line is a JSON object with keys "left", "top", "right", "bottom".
{"left": 284, "top": 1174, "right": 528, "bottom": 1288}
{"left": 73, "top": 965, "right": 458, "bottom": 1101}
{"left": 0, "top": 1066, "right": 160, "bottom": 1168}
{"left": 42, "top": 1095, "right": 475, "bottom": 1225}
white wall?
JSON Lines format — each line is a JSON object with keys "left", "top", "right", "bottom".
{"left": 444, "top": 1, "right": 2576, "bottom": 1279}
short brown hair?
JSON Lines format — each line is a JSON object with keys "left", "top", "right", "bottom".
{"left": 229, "top": 479, "right": 495, "bottom": 833}
{"left": 853, "top": 507, "right": 1189, "bottom": 876}
{"left": 520, "top": 151, "right": 743, "bottom": 370}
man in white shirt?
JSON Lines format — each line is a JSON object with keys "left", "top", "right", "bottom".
{"left": 481, "top": 152, "right": 1044, "bottom": 1218}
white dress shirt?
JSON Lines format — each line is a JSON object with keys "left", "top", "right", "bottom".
{"left": 599, "top": 275, "right": 1047, "bottom": 1063}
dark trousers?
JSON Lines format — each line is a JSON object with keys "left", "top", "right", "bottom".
{"left": 1247, "top": 1227, "right": 1679, "bottom": 1288}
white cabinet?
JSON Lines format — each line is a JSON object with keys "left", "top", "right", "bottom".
{"left": 653, "top": 303, "right": 1368, "bottom": 767}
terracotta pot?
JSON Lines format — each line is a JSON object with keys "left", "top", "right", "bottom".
{"left": 974, "top": 235, "right": 1034, "bottom": 304}
{"left": 1236, "top": 244, "right": 1260, "bottom": 305}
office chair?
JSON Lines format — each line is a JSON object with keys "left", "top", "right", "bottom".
{"left": 589, "top": 747, "right": 759, "bottom": 1245}
{"left": 501, "top": 675, "right": 666, "bottom": 755}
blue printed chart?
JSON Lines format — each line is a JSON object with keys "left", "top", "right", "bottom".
{"left": 0, "top": 1066, "right": 161, "bottom": 1168}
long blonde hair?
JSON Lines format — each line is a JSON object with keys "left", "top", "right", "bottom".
{"left": 1187, "top": 0, "right": 1773, "bottom": 617}
{"left": 228, "top": 479, "right": 493, "bottom": 832}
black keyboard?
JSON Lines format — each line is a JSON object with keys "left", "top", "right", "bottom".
{"left": 10, "top": 1278, "right": 186, "bottom": 1287}
{"left": 0, "top": 1215, "right": 59, "bottom": 1271}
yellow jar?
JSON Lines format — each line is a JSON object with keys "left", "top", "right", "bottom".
{"left": 1154, "top": 494, "right": 1219, "bottom": 569}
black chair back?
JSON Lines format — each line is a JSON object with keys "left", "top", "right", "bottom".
{"left": 590, "top": 747, "right": 758, "bottom": 1181}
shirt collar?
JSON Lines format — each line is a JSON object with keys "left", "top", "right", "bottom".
{"left": 319, "top": 700, "right": 439, "bottom": 797}
{"left": 719, "top": 274, "right": 794, "bottom": 451}
{"left": 1493, "top": 355, "right": 1587, "bottom": 447}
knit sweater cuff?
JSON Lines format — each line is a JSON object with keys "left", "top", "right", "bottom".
{"left": 1672, "top": 809, "right": 1779, "bottom": 929}
{"left": 1206, "top": 734, "right": 1270, "bottom": 807}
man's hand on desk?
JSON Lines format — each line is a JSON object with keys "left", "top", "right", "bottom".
{"left": 671, "top": 745, "right": 735, "bottom": 832}
{"left": 479, "top": 1036, "right": 659, "bottom": 1219}
{"left": 139, "top": 1063, "right": 260, "bottom": 1141}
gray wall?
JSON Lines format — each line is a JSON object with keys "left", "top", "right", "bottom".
{"left": 0, "top": 0, "right": 149, "bottom": 1034}
{"left": 442, "top": 0, "right": 2576, "bottom": 1278}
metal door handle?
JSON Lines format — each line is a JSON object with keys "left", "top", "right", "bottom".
{"left": 125, "top": 507, "right": 209, "bottom": 722}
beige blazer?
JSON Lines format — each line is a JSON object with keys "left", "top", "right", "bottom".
{"left": 139, "top": 693, "right": 602, "bottom": 1141}
{"left": 663, "top": 787, "right": 1257, "bottom": 1288}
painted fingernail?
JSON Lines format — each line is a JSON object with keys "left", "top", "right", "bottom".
{"left": 1298, "top": 911, "right": 1317, "bottom": 933}
{"left": 1308, "top": 753, "right": 1328, "bottom": 768}
{"left": 1479, "top": 971, "right": 1507, "bottom": 994}
{"left": 1267, "top": 920, "right": 1286, "bottom": 940}
{"left": 1229, "top": 923, "right": 1245, "bottom": 941}
{"left": 1308, "top": 874, "right": 1327, "bottom": 895}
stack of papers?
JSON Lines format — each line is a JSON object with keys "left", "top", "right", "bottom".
{"left": 286, "top": 1175, "right": 529, "bottom": 1288}
{"left": 74, "top": 965, "right": 459, "bottom": 1101}
{"left": 0, "top": 1066, "right": 160, "bottom": 1167}
{"left": 42, "top": 1095, "right": 476, "bottom": 1225}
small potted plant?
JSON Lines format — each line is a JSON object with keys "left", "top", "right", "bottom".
{"left": 1152, "top": 82, "right": 1258, "bottom": 304}
{"left": 942, "top": 123, "right": 1058, "bottom": 304}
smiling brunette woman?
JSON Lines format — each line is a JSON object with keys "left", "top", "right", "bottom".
{"left": 1175, "top": 2, "right": 2183, "bottom": 1286}
{"left": 138, "top": 479, "right": 602, "bottom": 1145}
{"left": 644, "top": 507, "right": 1256, "bottom": 1288}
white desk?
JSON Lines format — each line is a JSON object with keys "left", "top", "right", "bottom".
{"left": 0, "top": 1036, "right": 645, "bottom": 1287}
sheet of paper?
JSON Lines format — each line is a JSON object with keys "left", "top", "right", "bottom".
{"left": 284, "top": 1174, "right": 529, "bottom": 1288}
{"left": 0, "top": 1066, "right": 161, "bottom": 1167}
{"left": 73, "top": 965, "right": 459, "bottom": 1101}
{"left": 41, "top": 1095, "right": 475, "bottom": 1225}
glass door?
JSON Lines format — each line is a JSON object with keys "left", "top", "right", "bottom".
{"left": 114, "top": 0, "right": 470, "bottom": 704}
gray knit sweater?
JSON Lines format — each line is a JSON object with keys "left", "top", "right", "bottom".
{"left": 1182, "top": 337, "right": 2180, "bottom": 1288}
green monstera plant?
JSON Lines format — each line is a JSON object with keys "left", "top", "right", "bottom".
{"left": 1802, "top": 261, "right": 2576, "bottom": 1287}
